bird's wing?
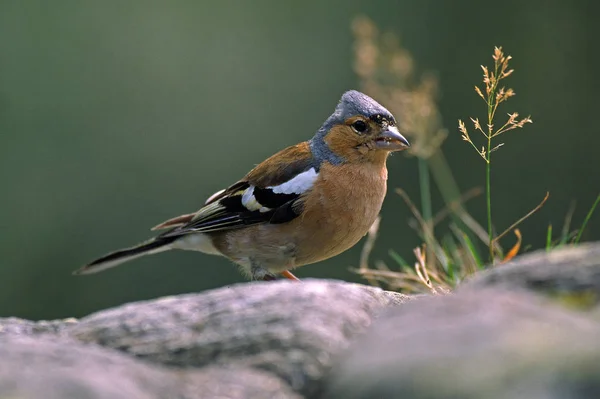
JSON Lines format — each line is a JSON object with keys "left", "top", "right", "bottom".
{"left": 156, "top": 142, "right": 317, "bottom": 238}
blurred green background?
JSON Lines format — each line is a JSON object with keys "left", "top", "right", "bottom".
{"left": 1, "top": 0, "right": 598, "bottom": 320}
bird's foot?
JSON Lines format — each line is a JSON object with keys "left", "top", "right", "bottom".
{"left": 281, "top": 270, "right": 300, "bottom": 281}
{"left": 249, "top": 260, "right": 300, "bottom": 281}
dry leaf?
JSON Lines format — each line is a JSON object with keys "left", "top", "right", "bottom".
{"left": 501, "top": 229, "right": 522, "bottom": 263}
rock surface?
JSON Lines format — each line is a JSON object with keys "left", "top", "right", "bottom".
{"left": 0, "top": 316, "right": 78, "bottom": 336}
{"left": 3, "top": 244, "right": 600, "bottom": 398}
{"left": 462, "top": 243, "right": 600, "bottom": 309}
{"left": 0, "top": 279, "right": 409, "bottom": 398}
{"left": 323, "top": 288, "right": 600, "bottom": 399}
{"left": 0, "top": 335, "right": 300, "bottom": 399}
{"left": 67, "top": 279, "right": 409, "bottom": 396}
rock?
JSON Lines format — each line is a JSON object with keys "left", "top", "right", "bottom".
{"left": 67, "top": 279, "right": 411, "bottom": 397}
{"left": 0, "top": 335, "right": 300, "bottom": 399}
{"left": 7, "top": 246, "right": 600, "bottom": 398}
{"left": 0, "top": 316, "right": 78, "bottom": 336}
{"left": 324, "top": 288, "right": 600, "bottom": 399}
{"left": 186, "top": 365, "right": 303, "bottom": 399}
{"left": 462, "top": 243, "right": 600, "bottom": 309}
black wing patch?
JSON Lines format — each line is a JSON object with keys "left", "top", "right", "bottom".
{"left": 252, "top": 187, "right": 298, "bottom": 209}
{"left": 159, "top": 184, "right": 305, "bottom": 238}
{"left": 159, "top": 146, "right": 317, "bottom": 238}
{"left": 270, "top": 198, "right": 304, "bottom": 224}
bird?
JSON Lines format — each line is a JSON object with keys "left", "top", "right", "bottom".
{"left": 75, "top": 90, "right": 410, "bottom": 281}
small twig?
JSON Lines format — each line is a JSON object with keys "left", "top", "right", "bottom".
{"left": 358, "top": 216, "right": 382, "bottom": 287}
{"left": 493, "top": 192, "right": 549, "bottom": 243}
{"left": 353, "top": 268, "right": 424, "bottom": 283}
{"left": 395, "top": 188, "right": 436, "bottom": 246}
{"left": 374, "top": 259, "right": 391, "bottom": 272}
{"left": 413, "top": 246, "right": 432, "bottom": 289}
{"left": 432, "top": 187, "right": 484, "bottom": 226}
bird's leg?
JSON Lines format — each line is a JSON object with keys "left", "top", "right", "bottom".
{"left": 249, "top": 255, "right": 299, "bottom": 281}
{"left": 281, "top": 270, "right": 300, "bottom": 281}
{"left": 250, "top": 261, "right": 278, "bottom": 281}
{"left": 279, "top": 247, "right": 300, "bottom": 281}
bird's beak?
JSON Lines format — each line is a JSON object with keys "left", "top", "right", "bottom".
{"left": 374, "top": 126, "right": 410, "bottom": 151}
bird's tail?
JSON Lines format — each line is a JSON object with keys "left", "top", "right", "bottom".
{"left": 74, "top": 236, "right": 177, "bottom": 275}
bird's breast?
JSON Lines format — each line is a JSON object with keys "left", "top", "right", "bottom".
{"left": 291, "top": 161, "right": 388, "bottom": 265}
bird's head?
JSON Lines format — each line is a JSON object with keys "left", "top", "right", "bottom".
{"left": 310, "top": 90, "right": 410, "bottom": 165}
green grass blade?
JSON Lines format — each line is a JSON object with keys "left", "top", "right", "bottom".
{"left": 463, "top": 233, "right": 485, "bottom": 269}
{"left": 560, "top": 202, "right": 576, "bottom": 245}
{"left": 574, "top": 194, "right": 600, "bottom": 244}
{"left": 451, "top": 225, "right": 484, "bottom": 269}
{"left": 441, "top": 234, "right": 459, "bottom": 282}
{"left": 388, "top": 249, "right": 410, "bottom": 269}
{"left": 546, "top": 224, "right": 552, "bottom": 251}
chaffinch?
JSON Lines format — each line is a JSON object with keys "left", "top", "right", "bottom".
{"left": 76, "top": 90, "right": 409, "bottom": 281}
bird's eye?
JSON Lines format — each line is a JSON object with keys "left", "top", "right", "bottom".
{"left": 351, "top": 120, "right": 368, "bottom": 134}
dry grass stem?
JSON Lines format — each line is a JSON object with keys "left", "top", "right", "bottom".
{"left": 493, "top": 192, "right": 550, "bottom": 243}
{"left": 461, "top": 46, "right": 533, "bottom": 162}
{"left": 358, "top": 217, "right": 382, "bottom": 287}
{"left": 350, "top": 20, "right": 538, "bottom": 294}
{"left": 432, "top": 187, "right": 484, "bottom": 226}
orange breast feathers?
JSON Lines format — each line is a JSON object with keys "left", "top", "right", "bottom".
{"left": 287, "top": 160, "right": 389, "bottom": 264}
